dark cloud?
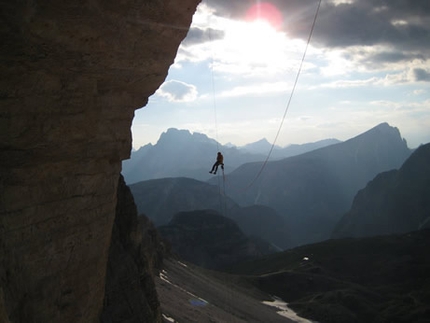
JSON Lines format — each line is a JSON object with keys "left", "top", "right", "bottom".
{"left": 355, "top": 51, "right": 426, "bottom": 69}
{"left": 203, "top": 0, "right": 430, "bottom": 64}
{"left": 182, "top": 27, "right": 225, "bottom": 46}
{"left": 313, "top": 1, "right": 430, "bottom": 52}
{"left": 413, "top": 68, "right": 430, "bottom": 82}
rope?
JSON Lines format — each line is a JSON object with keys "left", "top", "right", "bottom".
{"left": 208, "top": 26, "right": 228, "bottom": 217}
{"left": 236, "top": 0, "right": 322, "bottom": 192}
{"left": 208, "top": 26, "right": 220, "bottom": 152}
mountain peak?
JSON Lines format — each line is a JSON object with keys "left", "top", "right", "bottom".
{"left": 156, "top": 128, "right": 217, "bottom": 146}
{"left": 345, "top": 122, "right": 407, "bottom": 149}
{"left": 157, "top": 128, "right": 191, "bottom": 143}
{"left": 241, "top": 138, "right": 280, "bottom": 153}
{"left": 368, "top": 122, "right": 401, "bottom": 137}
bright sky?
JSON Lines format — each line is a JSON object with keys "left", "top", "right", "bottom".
{"left": 131, "top": 0, "right": 430, "bottom": 150}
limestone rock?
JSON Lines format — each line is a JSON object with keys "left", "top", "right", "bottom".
{"left": 0, "top": 0, "right": 201, "bottom": 322}
{"left": 101, "top": 175, "right": 165, "bottom": 323}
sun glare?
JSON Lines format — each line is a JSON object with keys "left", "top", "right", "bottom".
{"left": 246, "top": 2, "right": 283, "bottom": 30}
{"left": 222, "top": 19, "right": 289, "bottom": 70}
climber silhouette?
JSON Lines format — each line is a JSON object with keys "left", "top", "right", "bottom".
{"left": 209, "top": 152, "right": 224, "bottom": 175}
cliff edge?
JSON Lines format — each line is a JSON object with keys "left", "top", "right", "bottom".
{"left": 0, "top": 1, "right": 200, "bottom": 322}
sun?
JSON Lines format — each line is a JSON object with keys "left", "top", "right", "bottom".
{"left": 245, "top": 2, "right": 283, "bottom": 30}
{"left": 222, "top": 19, "right": 289, "bottom": 69}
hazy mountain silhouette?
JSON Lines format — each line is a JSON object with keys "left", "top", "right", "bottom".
{"left": 333, "top": 142, "right": 430, "bottom": 239}
{"left": 129, "top": 177, "right": 291, "bottom": 248}
{"left": 220, "top": 123, "right": 412, "bottom": 247}
{"left": 122, "top": 128, "right": 340, "bottom": 184}
{"left": 158, "top": 210, "right": 276, "bottom": 270}
{"left": 240, "top": 137, "right": 341, "bottom": 159}
{"left": 240, "top": 138, "right": 282, "bottom": 154}
{"left": 122, "top": 128, "right": 266, "bottom": 184}
{"left": 129, "top": 177, "right": 237, "bottom": 226}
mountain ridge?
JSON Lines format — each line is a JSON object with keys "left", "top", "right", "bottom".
{"left": 123, "top": 128, "right": 340, "bottom": 184}
{"left": 129, "top": 177, "right": 291, "bottom": 249}
{"left": 221, "top": 123, "right": 412, "bottom": 247}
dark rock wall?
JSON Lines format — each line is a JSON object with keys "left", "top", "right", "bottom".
{"left": 0, "top": 1, "right": 200, "bottom": 322}
{"left": 101, "top": 176, "right": 165, "bottom": 323}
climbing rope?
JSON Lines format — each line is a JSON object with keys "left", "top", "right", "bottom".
{"left": 229, "top": 0, "right": 322, "bottom": 192}
{"left": 208, "top": 25, "right": 228, "bottom": 217}
{"left": 209, "top": 0, "right": 322, "bottom": 206}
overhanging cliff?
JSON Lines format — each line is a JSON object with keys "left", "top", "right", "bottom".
{"left": 0, "top": 1, "right": 200, "bottom": 322}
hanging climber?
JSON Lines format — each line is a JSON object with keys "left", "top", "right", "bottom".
{"left": 209, "top": 152, "right": 224, "bottom": 174}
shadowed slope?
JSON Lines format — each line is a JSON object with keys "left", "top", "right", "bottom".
{"left": 333, "top": 142, "right": 430, "bottom": 238}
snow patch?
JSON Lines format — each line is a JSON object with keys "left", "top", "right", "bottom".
{"left": 263, "top": 296, "right": 316, "bottom": 323}
{"left": 159, "top": 270, "right": 172, "bottom": 284}
{"left": 178, "top": 260, "right": 188, "bottom": 267}
{"left": 159, "top": 269, "right": 209, "bottom": 306}
{"left": 189, "top": 298, "right": 208, "bottom": 307}
{"left": 162, "top": 313, "right": 177, "bottom": 322}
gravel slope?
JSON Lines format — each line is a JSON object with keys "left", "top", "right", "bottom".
{"left": 156, "top": 258, "right": 312, "bottom": 323}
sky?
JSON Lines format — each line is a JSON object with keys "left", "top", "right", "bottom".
{"left": 131, "top": 0, "right": 430, "bottom": 150}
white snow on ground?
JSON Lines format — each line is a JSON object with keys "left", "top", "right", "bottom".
{"left": 178, "top": 260, "right": 188, "bottom": 267}
{"left": 160, "top": 270, "right": 172, "bottom": 284}
{"left": 263, "top": 296, "right": 317, "bottom": 323}
{"left": 159, "top": 270, "right": 208, "bottom": 305}
{"left": 162, "top": 313, "right": 177, "bottom": 322}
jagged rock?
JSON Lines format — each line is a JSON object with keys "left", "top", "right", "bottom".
{"left": 101, "top": 176, "right": 165, "bottom": 323}
{"left": 0, "top": 1, "right": 200, "bottom": 322}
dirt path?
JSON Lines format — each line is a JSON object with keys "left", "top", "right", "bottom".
{"left": 156, "top": 258, "right": 310, "bottom": 323}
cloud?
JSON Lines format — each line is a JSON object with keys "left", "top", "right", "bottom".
{"left": 182, "top": 27, "right": 225, "bottom": 46}
{"left": 219, "top": 81, "right": 291, "bottom": 98}
{"left": 202, "top": 0, "right": 430, "bottom": 67}
{"left": 413, "top": 68, "right": 430, "bottom": 82}
{"left": 312, "top": 1, "right": 430, "bottom": 50}
{"left": 157, "top": 80, "right": 198, "bottom": 102}
{"left": 315, "top": 77, "right": 380, "bottom": 89}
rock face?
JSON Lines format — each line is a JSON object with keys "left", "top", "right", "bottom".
{"left": 101, "top": 176, "right": 165, "bottom": 323}
{"left": 0, "top": 1, "right": 200, "bottom": 322}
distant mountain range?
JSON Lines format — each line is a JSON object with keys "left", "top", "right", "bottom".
{"left": 333, "top": 142, "right": 430, "bottom": 239}
{"left": 129, "top": 177, "right": 238, "bottom": 226}
{"left": 129, "top": 123, "right": 419, "bottom": 249}
{"left": 240, "top": 137, "right": 340, "bottom": 159}
{"left": 129, "top": 177, "right": 291, "bottom": 249}
{"left": 217, "top": 123, "right": 412, "bottom": 247}
{"left": 122, "top": 128, "right": 340, "bottom": 184}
